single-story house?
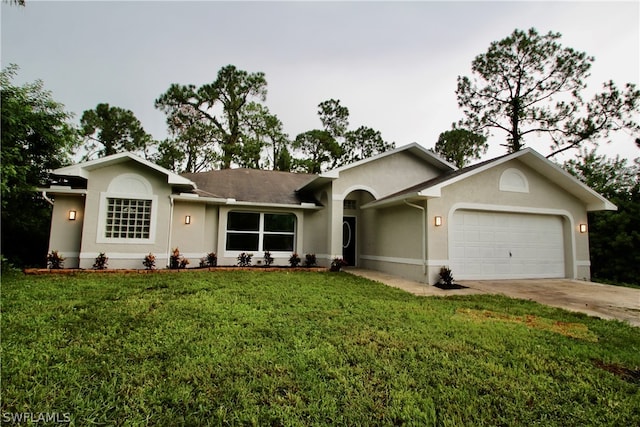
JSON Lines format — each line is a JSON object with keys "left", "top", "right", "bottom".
{"left": 40, "top": 143, "right": 616, "bottom": 284}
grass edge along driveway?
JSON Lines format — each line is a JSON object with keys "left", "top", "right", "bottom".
{"left": 2, "top": 270, "right": 639, "bottom": 426}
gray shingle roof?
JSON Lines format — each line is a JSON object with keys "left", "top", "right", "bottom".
{"left": 181, "top": 168, "right": 319, "bottom": 205}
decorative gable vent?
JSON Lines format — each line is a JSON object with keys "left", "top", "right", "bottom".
{"left": 499, "top": 168, "right": 529, "bottom": 193}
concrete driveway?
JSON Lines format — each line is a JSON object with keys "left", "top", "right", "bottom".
{"left": 346, "top": 268, "right": 640, "bottom": 327}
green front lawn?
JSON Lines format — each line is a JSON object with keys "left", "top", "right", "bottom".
{"left": 2, "top": 271, "right": 638, "bottom": 426}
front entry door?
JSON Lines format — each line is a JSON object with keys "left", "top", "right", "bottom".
{"left": 342, "top": 216, "right": 356, "bottom": 266}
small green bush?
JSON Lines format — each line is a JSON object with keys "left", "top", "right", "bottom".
{"left": 93, "top": 252, "right": 109, "bottom": 270}
{"left": 143, "top": 253, "right": 156, "bottom": 270}
{"left": 304, "top": 253, "right": 317, "bottom": 267}
{"left": 289, "top": 253, "right": 301, "bottom": 267}
{"left": 330, "top": 257, "right": 346, "bottom": 272}
{"left": 46, "top": 250, "right": 64, "bottom": 269}
{"left": 170, "top": 248, "right": 189, "bottom": 269}
{"left": 439, "top": 266, "right": 455, "bottom": 286}
{"left": 263, "top": 251, "right": 274, "bottom": 267}
{"left": 237, "top": 252, "right": 253, "bottom": 267}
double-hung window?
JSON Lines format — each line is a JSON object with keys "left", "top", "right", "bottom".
{"left": 226, "top": 212, "right": 296, "bottom": 252}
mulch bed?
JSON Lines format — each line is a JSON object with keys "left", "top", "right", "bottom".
{"left": 23, "top": 267, "right": 328, "bottom": 275}
{"left": 434, "top": 282, "right": 469, "bottom": 290}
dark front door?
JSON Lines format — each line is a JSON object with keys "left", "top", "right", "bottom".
{"left": 342, "top": 216, "right": 356, "bottom": 266}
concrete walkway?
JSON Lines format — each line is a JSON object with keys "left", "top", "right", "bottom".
{"left": 345, "top": 268, "right": 640, "bottom": 327}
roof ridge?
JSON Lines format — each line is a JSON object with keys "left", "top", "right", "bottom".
{"left": 181, "top": 168, "right": 316, "bottom": 177}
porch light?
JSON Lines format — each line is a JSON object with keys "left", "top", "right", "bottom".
{"left": 68, "top": 210, "right": 77, "bottom": 221}
{"left": 434, "top": 216, "right": 442, "bottom": 227}
{"left": 579, "top": 223, "right": 587, "bottom": 233}
{"left": 185, "top": 215, "right": 191, "bottom": 225}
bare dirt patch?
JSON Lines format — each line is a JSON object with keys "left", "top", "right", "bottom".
{"left": 593, "top": 360, "right": 640, "bottom": 384}
{"left": 456, "top": 308, "right": 599, "bottom": 342}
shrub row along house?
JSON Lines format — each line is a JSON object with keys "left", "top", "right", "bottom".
{"left": 40, "top": 143, "right": 615, "bottom": 284}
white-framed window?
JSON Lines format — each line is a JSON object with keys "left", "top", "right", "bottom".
{"left": 97, "top": 193, "right": 158, "bottom": 244}
{"left": 226, "top": 211, "right": 296, "bottom": 253}
{"left": 96, "top": 173, "right": 158, "bottom": 244}
{"left": 105, "top": 198, "right": 152, "bottom": 239}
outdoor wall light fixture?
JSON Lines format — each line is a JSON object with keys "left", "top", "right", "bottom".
{"left": 185, "top": 215, "right": 191, "bottom": 225}
{"left": 579, "top": 223, "right": 587, "bottom": 233}
{"left": 68, "top": 210, "right": 77, "bottom": 221}
{"left": 434, "top": 216, "right": 442, "bottom": 226}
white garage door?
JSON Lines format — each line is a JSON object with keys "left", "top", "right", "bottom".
{"left": 450, "top": 210, "right": 565, "bottom": 280}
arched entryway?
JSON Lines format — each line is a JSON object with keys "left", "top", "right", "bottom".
{"left": 341, "top": 189, "right": 376, "bottom": 266}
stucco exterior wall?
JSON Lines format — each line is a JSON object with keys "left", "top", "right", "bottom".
{"left": 302, "top": 190, "right": 330, "bottom": 263}
{"left": 78, "top": 160, "right": 173, "bottom": 269}
{"left": 327, "top": 151, "right": 445, "bottom": 263}
{"left": 360, "top": 203, "right": 426, "bottom": 282}
{"left": 425, "top": 159, "right": 590, "bottom": 284}
{"left": 204, "top": 205, "right": 219, "bottom": 257}
{"left": 332, "top": 151, "right": 443, "bottom": 200}
{"left": 171, "top": 201, "right": 209, "bottom": 263}
{"left": 48, "top": 194, "right": 85, "bottom": 268}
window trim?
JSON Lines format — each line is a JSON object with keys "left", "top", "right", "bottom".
{"left": 224, "top": 211, "right": 296, "bottom": 256}
{"left": 96, "top": 192, "right": 158, "bottom": 244}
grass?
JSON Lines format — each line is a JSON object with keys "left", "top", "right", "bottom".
{"left": 1, "top": 270, "right": 639, "bottom": 426}
{"left": 592, "top": 277, "right": 640, "bottom": 289}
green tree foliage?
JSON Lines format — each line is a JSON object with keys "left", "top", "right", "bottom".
{"left": 1, "top": 64, "right": 79, "bottom": 266}
{"left": 292, "top": 130, "right": 342, "bottom": 174}
{"left": 275, "top": 146, "right": 292, "bottom": 172}
{"left": 154, "top": 102, "right": 219, "bottom": 173}
{"left": 80, "top": 103, "right": 153, "bottom": 160}
{"left": 341, "top": 126, "right": 393, "bottom": 167}
{"left": 155, "top": 65, "right": 271, "bottom": 171}
{"left": 457, "top": 28, "right": 640, "bottom": 157}
{"left": 239, "top": 102, "right": 290, "bottom": 170}
{"left": 318, "top": 99, "right": 349, "bottom": 140}
{"left": 292, "top": 99, "right": 394, "bottom": 173}
{"left": 152, "top": 138, "right": 186, "bottom": 173}
{"left": 564, "top": 149, "right": 640, "bottom": 285}
{"left": 434, "top": 127, "right": 488, "bottom": 168}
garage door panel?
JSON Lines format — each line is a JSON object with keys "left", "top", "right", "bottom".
{"left": 465, "top": 247, "right": 481, "bottom": 258}
{"left": 450, "top": 210, "right": 565, "bottom": 280}
{"left": 479, "top": 231, "right": 494, "bottom": 242}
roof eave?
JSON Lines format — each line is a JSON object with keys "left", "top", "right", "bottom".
{"left": 38, "top": 187, "right": 88, "bottom": 196}
{"left": 171, "top": 194, "right": 227, "bottom": 204}
{"left": 295, "top": 175, "right": 335, "bottom": 192}
{"left": 515, "top": 149, "right": 617, "bottom": 211}
{"left": 362, "top": 192, "right": 426, "bottom": 210}
{"left": 587, "top": 200, "right": 618, "bottom": 212}
{"left": 225, "top": 200, "right": 322, "bottom": 210}
{"left": 52, "top": 152, "right": 197, "bottom": 190}
{"left": 170, "top": 194, "right": 321, "bottom": 210}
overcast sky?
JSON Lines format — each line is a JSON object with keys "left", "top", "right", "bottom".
{"left": 2, "top": 1, "right": 639, "bottom": 163}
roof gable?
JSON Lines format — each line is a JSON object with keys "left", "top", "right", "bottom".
{"left": 52, "top": 152, "right": 196, "bottom": 188}
{"left": 366, "top": 148, "right": 616, "bottom": 211}
{"left": 328, "top": 142, "right": 457, "bottom": 175}
{"left": 297, "top": 143, "right": 457, "bottom": 192}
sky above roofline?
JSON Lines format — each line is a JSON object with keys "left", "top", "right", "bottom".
{"left": 2, "top": 1, "right": 638, "bottom": 163}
